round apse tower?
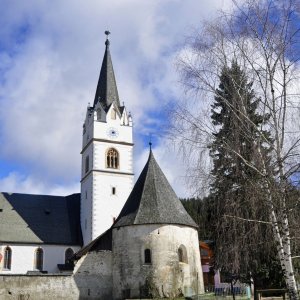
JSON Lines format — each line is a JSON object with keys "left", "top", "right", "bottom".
{"left": 112, "top": 150, "right": 204, "bottom": 299}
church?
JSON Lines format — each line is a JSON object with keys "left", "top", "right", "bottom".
{"left": 0, "top": 33, "right": 204, "bottom": 299}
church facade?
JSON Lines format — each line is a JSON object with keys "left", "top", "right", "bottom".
{"left": 0, "top": 34, "right": 204, "bottom": 299}
{"left": 0, "top": 34, "right": 133, "bottom": 274}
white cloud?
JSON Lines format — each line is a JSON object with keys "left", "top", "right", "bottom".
{"left": 0, "top": 172, "right": 79, "bottom": 196}
{"left": 0, "top": 0, "right": 238, "bottom": 196}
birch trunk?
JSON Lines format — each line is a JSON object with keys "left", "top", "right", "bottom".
{"left": 268, "top": 199, "right": 298, "bottom": 300}
{"left": 173, "top": 0, "right": 300, "bottom": 297}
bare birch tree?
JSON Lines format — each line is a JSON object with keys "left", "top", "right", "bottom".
{"left": 172, "top": 0, "right": 300, "bottom": 298}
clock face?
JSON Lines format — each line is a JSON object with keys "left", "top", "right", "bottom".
{"left": 107, "top": 127, "right": 119, "bottom": 138}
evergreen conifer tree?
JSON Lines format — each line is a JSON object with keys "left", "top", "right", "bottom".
{"left": 209, "top": 61, "right": 283, "bottom": 289}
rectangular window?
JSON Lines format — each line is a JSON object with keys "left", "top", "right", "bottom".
{"left": 144, "top": 249, "right": 152, "bottom": 264}
{"left": 85, "top": 156, "right": 89, "bottom": 173}
{"left": 112, "top": 187, "right": 116, "bottom": 195}
{"left": 85, "top": 190, "right": 87, "bottom": 199}
{"left": 4, "top": 247, "right": 12, "bottom": 270}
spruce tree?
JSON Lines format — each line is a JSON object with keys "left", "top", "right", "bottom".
{"left": 209, "top": 61, "right": 283, "bottom": 289}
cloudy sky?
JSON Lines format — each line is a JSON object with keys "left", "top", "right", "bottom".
{"left": 0, "top": 0, "right": 234, "bottom": 197}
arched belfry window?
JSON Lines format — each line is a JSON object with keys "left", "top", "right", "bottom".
{"left": 144, "top": 249, "right": 152, "bottom": 264}
{"left": 106, "top": 148, "right": 119, "bottom": 169}
{"left": 65, "top": 248, "right": 74, "bottom": 264}
{"left": 178, "top": 245, "right": 188, "bottom": 263}
{"left": 34, "top": 248, "right": 44, "bottom": 271}
{"left": 3, "top": 246, "right": 12, "bottom": 270}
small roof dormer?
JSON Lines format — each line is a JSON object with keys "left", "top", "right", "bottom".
{"left": 93, "top": 31, "right": 120, "bottom": 109}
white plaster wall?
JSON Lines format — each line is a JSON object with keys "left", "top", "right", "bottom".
{"left": 112, "top": 224, "right": 204, "bottom": 300}
{"left": 92, "top": 172, "right": 133, "bottom": 241}
{"left": 82, "top": 103, "right": 133, "bottom": 151}
{"left": 93, "top": 121, "right": 132, "bottom": 144}
{"left": 94, "top": 103, "right": 132, "bottom": 142}
{"left": 81, "top": 143, "right": 93, "bottom": 178}
{"left": 0, "top": 244, "right": 80, "bottom": 274}
{"left": 93, "top": 141, "right": 133, "bottom": 173}
{"left": 81, "top": 176, "right": 93, "bottom": 245}
{"left": 81, "top": 149, "right": 133, "bottom": 244}
{"left": 81, "top": 103, "right": 134, "bottom": 246}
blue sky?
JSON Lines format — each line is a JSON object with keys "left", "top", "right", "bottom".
{"left": 0, "top": 0, "right": 235, "bottom": 197}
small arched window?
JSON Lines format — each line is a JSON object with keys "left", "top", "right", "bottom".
{"left": 65, "top": 248, "right": 74, "bottom": 264}
{"left": 34, "top": 248, "right": 43, "bottom": 271}
{"left": 178, "top": 245, "right": 188, "bottom": 263}
{"left": 106, "top": 148, "right": 119, "bottom": 169}
{"left": 3, "top": 246, "right": 12, "bottom": 270}
{"left": 144, "top": 249, "right": 152, "bottom": 264}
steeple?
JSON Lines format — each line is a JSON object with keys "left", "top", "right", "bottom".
{"left": 93, "top": 31, "right": 120, "bottom": 108}
{"left": 113, "top": 150, "right": 197, "bottom": 228}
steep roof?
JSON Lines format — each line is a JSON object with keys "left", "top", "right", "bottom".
{"left": 113, "top": 150, "right": 198, "bottom": 228}
{"left": 0, "top": 192, "right": 82, "bottom": 245}
{"left": 93, "top": 36, "right": 120, "bottom": 108}
{"left": 74, "top": 228, "right": 112, "bottom": 259}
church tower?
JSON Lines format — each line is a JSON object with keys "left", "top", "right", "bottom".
{"left": 81, "top": 32, "right": 134, "bottom": 246}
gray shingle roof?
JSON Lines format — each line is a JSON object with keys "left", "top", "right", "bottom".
{"left": 93, "top": 38, "right": 120, "bottom": 108}
{"left": 74, "top": 228, "right": 112, "bottom": 259}
{"left": 0, "top": 192, "right": 82, "bottom": 245}
{"left": 113, "top": 151, "right": 198, "bottom": 228}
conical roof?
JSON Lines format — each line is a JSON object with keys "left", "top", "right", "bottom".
{"left": 113, "top": 150, "right": 198, "bottom": 228}
{"left": 93, "top": 35, "right": 120, "bottom": 108}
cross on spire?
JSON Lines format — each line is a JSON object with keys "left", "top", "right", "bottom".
{"left": 149, "top": 134, "right": 153, "bottom": 151}
{"left": 105, "top": 30, "right": 111, "bottom": 47}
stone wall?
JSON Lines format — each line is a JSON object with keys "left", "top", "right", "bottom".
{"left": 112, "top": 224, "right": 204, "bottom": 300}
{"left": 0, "top": 275, "right": 78, "bottom": 300}
{"left": 0, "top": 250, "right": 112, "bottom": 300}
{"left": 73, "top": 250, "right": 113, "bottom": 299}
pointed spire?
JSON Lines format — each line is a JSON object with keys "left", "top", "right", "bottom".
{"left": 113, "top": 151, "right": 197, "bottom": 228}
{"left": 93, "top": 31, "right": 120, "bottom": 108}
